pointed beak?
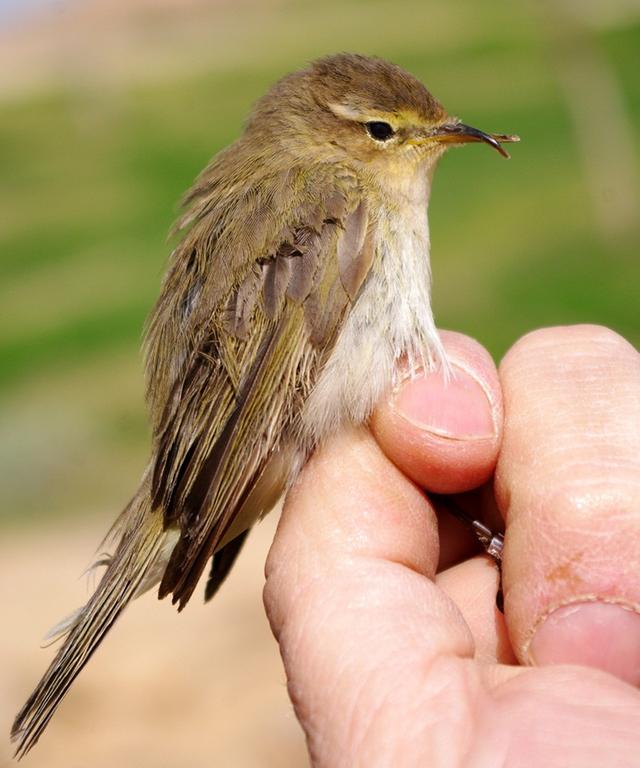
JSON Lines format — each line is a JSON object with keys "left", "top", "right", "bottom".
{"left": 430, "top": 122, "right": 520, "bottom": 158}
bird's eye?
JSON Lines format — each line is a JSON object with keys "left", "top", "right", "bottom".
{"left": 365, "top": 121, "right": 395, "bottom": 142}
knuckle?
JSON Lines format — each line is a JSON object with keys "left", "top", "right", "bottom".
{"left": 536, "top": 478, "right": 639, "bottom": 537}
{"left": 504, "top": 324, "right": 635, "bottom": 365}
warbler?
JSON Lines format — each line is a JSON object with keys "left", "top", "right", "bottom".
{"left": 12, "top": 53, "right": 517, "bottom": 755}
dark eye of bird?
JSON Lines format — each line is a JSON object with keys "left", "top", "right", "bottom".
{"left": 365, "top": 121, "right": 395, "bottom": 142}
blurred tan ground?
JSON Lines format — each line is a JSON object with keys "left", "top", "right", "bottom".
{"left": 0, "top": 512, "right": 308, "bottom": 768}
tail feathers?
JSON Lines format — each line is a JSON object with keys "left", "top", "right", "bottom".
{"left": 11, "top": 494, "right": 166, "bottom": 759}
{"left": 41, "top": 606, "right": 86, "bottom": 647}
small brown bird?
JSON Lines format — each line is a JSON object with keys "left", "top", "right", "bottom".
{"left": 12, "top": 53, "right": 517, "bottom": 755}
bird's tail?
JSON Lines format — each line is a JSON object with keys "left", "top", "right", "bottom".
{"left": 11, "top": 479, "right": 175, "bottom": 758}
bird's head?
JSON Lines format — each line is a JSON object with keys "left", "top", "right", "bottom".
{"left": 245, "top": 53, "right": 518, "bottom": 175}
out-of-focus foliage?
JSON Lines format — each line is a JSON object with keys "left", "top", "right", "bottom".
{"left": 1, "top": 0, "right": 638, "bottom": 526}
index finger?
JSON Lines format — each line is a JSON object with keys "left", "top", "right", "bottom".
{"left": 263, "top": 428, "right": 476, "bottom": 765}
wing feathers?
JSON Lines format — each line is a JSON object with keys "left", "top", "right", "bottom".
{"left": 263, "top": 256, "right": 292, "bottom": 318}
{"left": 337, "top": 201, "right": 375, "bottom": 300}
{"left": 151, "top": 173, "right": 375, "bottom": 608}
{"left": 204, "top": 530, "right": 249, "bottom": 602}
{"left": 158, "top": 312, "right": 299, "bottom": 607}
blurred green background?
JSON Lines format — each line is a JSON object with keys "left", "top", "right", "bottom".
{"left": 0, "top": 1, "right": 638, "bottom": 766}
{"left": 1, "top": 0, "right": 639, "bottom": 529}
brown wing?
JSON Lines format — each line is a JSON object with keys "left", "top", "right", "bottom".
{"left": 146, "top": 176, "right": 375, "bottom": 609}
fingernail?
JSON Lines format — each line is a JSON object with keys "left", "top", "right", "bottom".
{"left": 528, "top": 601, "right": 640, "bottom": 687}
{"left": 391, "top": 363, "right": 496, "bottom": 439}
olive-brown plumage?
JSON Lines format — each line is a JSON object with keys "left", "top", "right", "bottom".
{"left": 12, "top": 53, "right": 517, "bottom": 756}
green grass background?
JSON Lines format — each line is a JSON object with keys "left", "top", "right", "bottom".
{"left": 1, "top": 0, "right": 639, "bottom": 527}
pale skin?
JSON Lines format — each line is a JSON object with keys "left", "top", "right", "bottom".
{"left": 264, "top": 324, "right": 640, "bottom": 767}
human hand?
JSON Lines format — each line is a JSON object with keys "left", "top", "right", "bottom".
{"left": 264, "top": 325, "right": 640, "bottom": 767}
